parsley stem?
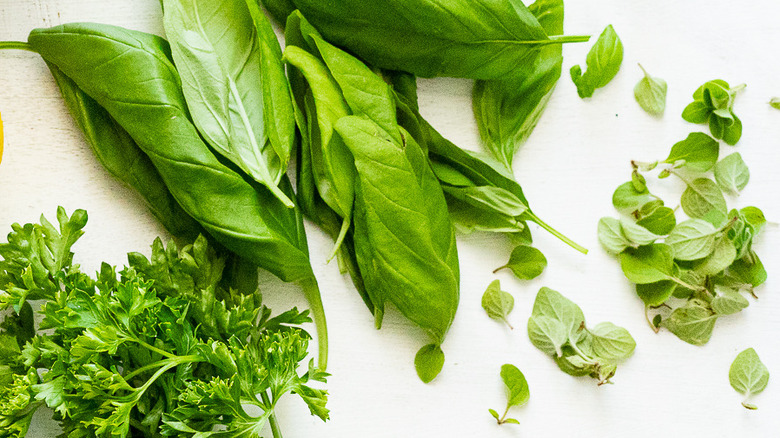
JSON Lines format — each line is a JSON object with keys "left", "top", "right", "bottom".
{"left": 134, "top": 338, "right": 177, "bottom": 359}
{"left": 122, "top": 355, "right": 201, "bottom": 382}
{"left": 261, "top": 391, "right": 284, "bottom": 438}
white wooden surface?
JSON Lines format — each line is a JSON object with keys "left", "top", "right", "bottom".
{"left": 1, "top": 1, "right": 779, "bottom": 437}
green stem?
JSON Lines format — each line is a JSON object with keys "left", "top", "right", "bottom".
{"left": 569, "top": 341, "right": 594, "bottom": 364}
{"left": 644, "top": 306, "right": 660, "bottom": 333}
{"left": 300, "top": 277, "right": 328, "bottom": 370}
{"left": 133, "top": 338, "right": 177, "bottom": 359}
{"left": 0, "top": 41, "right": 34, "bottom": 52}
{"left": 528, "top": 213, "right": 588, "bottom": 254}
{"left": 123, "top": 355, "right": 201, "bottom": 382}
{"left": 261, "top": 392, "right": 284, "bottom": 438}
{"left": 547, "top": 35, "right": 591, "bottom": 44}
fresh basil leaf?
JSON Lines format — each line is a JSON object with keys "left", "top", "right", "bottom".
{"left": 661, "top": 299, "right": 718, "bottom": 345}
{"left": 681, "top": 178, "right": 728, "bottom": 226}
{"left": 473, "top": 0, "right": 565, "bottom": 170}
{"left": 665, "top": 219, "right": 718, "bottom": 261}
{"left": 598, "top": 217, "right": 632, "bottom": 254}
{"left": 714, "top": 153, "right": 750, "bottom": 195}
{"left": 619, "top": 244, "right": 677, "bottom": 284}
{"left": 636, "top": 280, "right": 676, "bottom": 307}
{"left": 291, "top": 0, "right": 588, "bottom": 79}
{"left": 415, "top": 344, "right": 445, "bottom": 384}
{"left": 711, "top": 286, "right": 749, "bottom": 315}
{"left": 664, "top": 132, "right": 719, "bottom": 172}
{"left": 501, "top": 364, "right": 530, "bottom": 408}
{"left": 481, "top": 280, "right": 515, "bottom": 329}
{"left": 495, "top": 245, "right": 547, "bottom": 280}
{"left": 634, "top": 64, "right": 667, "bottom": 115}
{"left": 613, "top": 181, "right": 655, "bottom": 213}
{"left": 620, "top": 217, "right": 661, "bottom": 246}
{"left": 729, "top": 348, "right": 770, "bottom": 410}
{"left": 570, "top": 24, "right": 623, "bottom": 98}
{"left": 589, "top": 322, "right": 636, "bottom": 361}
{"left": 162, "top": 0, "right": 295, "bottom": 207}
{"left": 530, "top": 287, "right": 586, "bottom": 343}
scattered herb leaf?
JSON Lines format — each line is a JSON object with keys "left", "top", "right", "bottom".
{"left": 481, "top": 280, "right": 515, "bottom": 329}
{"left": 634, "top": 64, "right": 667, "bottom": 115}
{"left": 570, "top": 24, "right": 623, "bottom": 98}
{"left": 729, "top": 348, "right": 769, "bottom": 410}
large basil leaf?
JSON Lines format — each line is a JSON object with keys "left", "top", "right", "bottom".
{"left": 162, "top": 0, "right": 295, "bottom": 207}
{"left": 46, "top": 64, "right": 201, "bottom": 240}
{"left": 472, "top": 0, "right": 564, "bottom": 170}
{"left": 290, "top": 0, "right": 586, "bottom": 79}
{"left": 337, "top": 116, "right": 459, "bottom": 345}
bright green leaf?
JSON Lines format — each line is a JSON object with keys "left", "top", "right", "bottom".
{"left": 634, "top": 64, "right": 666, "bottom": 115}
{"left": 714, "top": 153, "right": 750, "bottom": 195}
{"left": 481, "top": 280, "right": 515, "bottom": 329}
{"left": 495, "top": 245, "right": 547, "bottom": 280}
{"left": 415, "top": 344, "right": 445, "bottom": 384}
{"left": 729, "top": 348, "right": 769, "bottom": 410}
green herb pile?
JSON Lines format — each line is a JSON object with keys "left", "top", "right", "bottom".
{"left": 599, "top": 83, "right": 767, "bottom": 345}
{"left": 0, "top": 208, "right": 327, "bottom": 437}
{"left": 0, "top": 0, "right": 593, "bottom": 384}
{"left": 527, "top": 287, "right": 635, "bottom": 385}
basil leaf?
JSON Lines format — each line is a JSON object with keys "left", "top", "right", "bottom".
{"left": 714, "top": 153, "right": 750, "bottom": 195}
{"left": 612, "top": 181, "right": 655, "bottom": 213}
{"left": 681, "top": 178, "right": 728, "bottom": 227}
{"left": 473, "top": 0, "right": 565, "bottom": 170}
{"left": 570, "top": 24, "right": 623, "bottom": 98}
{"left": 501, "top": 364, "right": 530, "bottom": 408}
{"left": 619, "top": 244, "right": 677, "bottom": 284}
{"left": 729, "top": 348, "right": 770, "bottom": 410}
{"left": 660, "top": 299, "right": 718, "bottom": 345}
{"left": 162, "top": 0, "right": 294, "bottom": 207}
{"left": 634, "top": 64, "right": 667, "bottom": 115}
{"left": 769, "top": 97, "right": 780, "bottom": 110}
{"left": 481, "top": 280, "right": 515, "bottom": 329}
{"left": 598, "top": 217, "right": 631, "bottom": 254}
{"left": 665, "top": 219, "right": 718, "bottom": 261}
{"left": 291, "top": 0, "right": 588, "bottom": 79}
{"left": 711, "top": 286, "right": 749, "bottom": 315}
{"left": 589, "top": 322, "right": 636, "bottom": 361}
{"left": 415, "top": 344, "right": 445, "bottom": 384}
{"left": 636, "top": 280, "right": 676, "bottom": 307}
{"left": 664, "top": 132, "right": 719, "bottom": 172}
{"left": 337, "top": 117, "right": 459, "bottom": 345}
{"left": 495, "top": 245, "right": 547, "bottom": 280}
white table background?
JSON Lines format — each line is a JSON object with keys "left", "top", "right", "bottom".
{"left": 1, "top": 1, "right": 779, "bottom": 437}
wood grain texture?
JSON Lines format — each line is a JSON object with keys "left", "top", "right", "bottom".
{"left": 1, "top": 0, "right": 780, "bottom": 436}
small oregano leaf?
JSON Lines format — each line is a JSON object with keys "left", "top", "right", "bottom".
{"left": 501, "top": 364, "right": 530, "bottom": 408}
{"left": 634, "top": 64, "right": 667, "bottom": 115}
{"left": 729, "top": 348, "right": 769, "bottom": 410}
{"left": 415, "top": 343, "right": 445, "bottom": 383}
{"left": 714, "top": 153, "right": 750, "bottom": 195}
{"left": 481, "top": 280, "right": 515, "bottom": 329}
{"left": 494, "top": 245, "right": 547, "bottom": 280}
